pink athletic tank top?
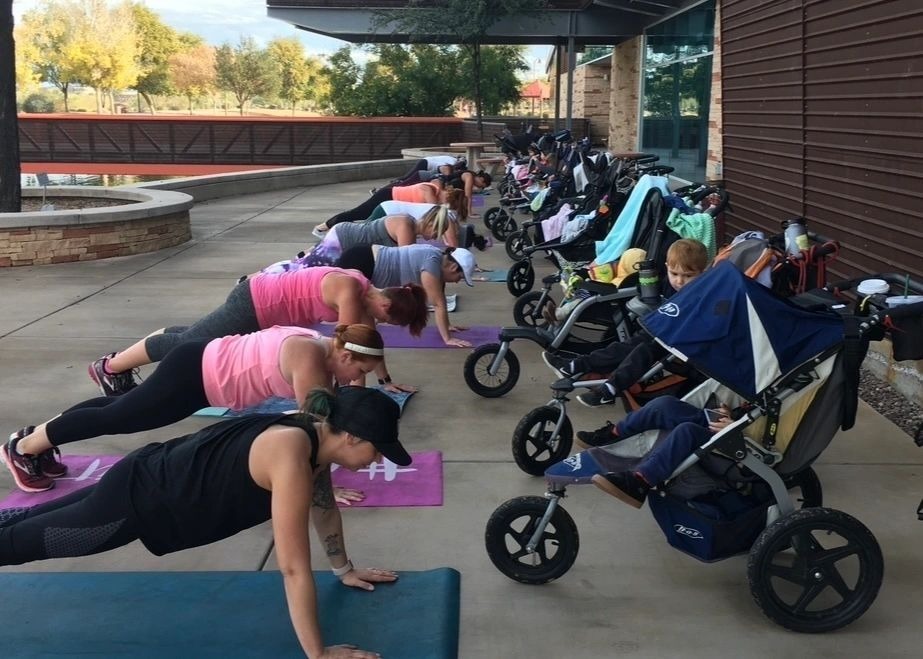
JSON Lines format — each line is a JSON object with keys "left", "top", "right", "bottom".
{"left": 392, "top": 182, "right": 439, "bottom": 204}
{"left": 249, "top": 266, "right": 370, "bottom": 329}
{"left": 201, "top": 326, "right": 327, "bottom": 410}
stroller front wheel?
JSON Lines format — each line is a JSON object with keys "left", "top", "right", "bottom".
{"left": 512, "top": 290, "right": 552, "bottom": 329}
{"left": 463, "top": 343, "right": 521, "bottom": 397}
{"left": 506, "top": 259, "right": 535, "bottom": 297}
{"left": 485, "top": 496, "right": 579, "bottom": 584}
{"left": 512, "top": 406, "right": 574, "bottom": 476}
{"left": 483, "top": 206, "right": 502, "bottom": 230}
{"left": 491, "top": 209, "right": 518, "bottom": 241}
{"left": 747, "top": 507, "right": 883, "bottom": 633}
{"left": 505, "top": 229, "right": 532, "bottom": 261}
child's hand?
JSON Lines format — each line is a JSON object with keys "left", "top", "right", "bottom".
{"left": 707, "top": 405, "right": 733, "bottom": 433}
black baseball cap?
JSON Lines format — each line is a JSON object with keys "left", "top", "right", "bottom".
{"left": 330, "top": 386, "right": 411, "bottom": 466}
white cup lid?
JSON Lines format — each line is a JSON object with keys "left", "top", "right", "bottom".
{"left": 857, "top": 279, "right": 889, "bottom": 295}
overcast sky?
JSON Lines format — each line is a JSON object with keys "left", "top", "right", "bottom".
{"left": 13, "top": 0, "right": 551, "bottom": 69}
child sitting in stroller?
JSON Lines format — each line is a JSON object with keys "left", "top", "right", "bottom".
{"left": 543, "top": 239, "right": 709, "bottom": 407}
{"left": 589, "top": 395, "right": 735, "bottom": 507}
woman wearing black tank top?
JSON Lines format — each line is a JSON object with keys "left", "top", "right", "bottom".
{"left": 0, "top": 387, "right": 410, "bottom": 659}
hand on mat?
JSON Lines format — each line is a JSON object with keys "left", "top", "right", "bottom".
{"left": 320, "top": 644, "right": 381, "bottom": 658}
{"left": 384, "top": 381, "right": 417, "bottom": 394}
{"left": 334, "top": 487, "right": 366, "bottom": 506}
{"left": 340, "top": 567, "right": 399, "bottom": 592}
{"left": 444, "top": 336, "right": 472, "bottom": 348}
{"left": 448, "top": 324, "right": 469, "bottom": 333}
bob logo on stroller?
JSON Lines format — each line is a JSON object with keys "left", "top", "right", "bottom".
{"left": 658, "top": 302, "right": 680, "bottom": 317}
{"left": 673, "top": 524, "right": 704, "bottom": 539}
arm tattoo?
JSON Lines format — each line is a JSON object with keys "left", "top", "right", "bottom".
{"left": 312, "top": 468, "right": 335, "bottom": 510}
{"left": 324, "top": 533, "right": 344, "bottom": 558}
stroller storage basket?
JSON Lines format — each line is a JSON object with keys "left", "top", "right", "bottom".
{"left": 649, "top": 490, "right": 770, "bottom": 562}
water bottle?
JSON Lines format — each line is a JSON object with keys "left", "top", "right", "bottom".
{"left": 784, "top": 218, "right": 809, "bottom": 255}
{"left": 637, "top": 259, "right": 661, "bottom": 305}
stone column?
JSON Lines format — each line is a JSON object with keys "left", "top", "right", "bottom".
{"left": 607, "top": 37, "right": 642, "bottom": 152}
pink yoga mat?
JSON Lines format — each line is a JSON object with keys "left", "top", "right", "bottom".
{"left": 310, "top": 324, "right": 499, "bottom": 348}
{"left": 0, "top": 452, "right": 443, "bottom": 510}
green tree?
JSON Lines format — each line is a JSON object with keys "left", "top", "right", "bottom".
{"left": 129, "top": 2, "right": 182, "bottom": 114}
{"left": 0, "top": 0, "right": 20, "bottom": 212}
{"left": 267, "top": 37, "right": 315, "bottom": 115}
{"left": 168, "top": 43, "right": 216, "bottom": 114}
{"left": 461, "top": 45, "right": 526, "bottom": 115}
{"left": 15, "top": 0, "right": 84, "bottom": 111}
{"left": 376, "top": 0, "right": 547, "bottom": 133}
{"left": 325, "top": 44, "right": 462, "bottom": 117}
{"left": 214, "top": 37, "right": 280, "bottom": 115}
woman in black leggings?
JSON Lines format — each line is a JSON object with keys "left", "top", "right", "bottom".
{"left": 0, "top": 386, "right": 410, "bottom": 659}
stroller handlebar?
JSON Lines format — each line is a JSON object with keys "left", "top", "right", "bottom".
{"left": 827, "top": 273, "right": 923, "bottom": 296}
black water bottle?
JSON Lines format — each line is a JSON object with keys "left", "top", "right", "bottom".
{"left": 637, "top": 259, "right": 661, "bottom": 305}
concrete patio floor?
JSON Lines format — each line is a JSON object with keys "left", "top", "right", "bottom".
{"left": 1, "top": 179, "right": 922, "bottom": 658}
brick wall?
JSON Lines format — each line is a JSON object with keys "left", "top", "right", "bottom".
{"left": 608, "top": 38, "right": 642, "bottom": 151}
{"left": 0, "top": 211, "right": 191, "bottom": 267}
{"left": 573, "top": 62, "right": 612, "bottom": 144}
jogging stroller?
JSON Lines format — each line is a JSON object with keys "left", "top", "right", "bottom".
{"left": 485, "top": 263, "right": 923, "bottom": 633}
{"left": 463, "top": 184, "right": 681, "bottom": 398}
{"left": 503, "top": 160, "right": 676, "bottom": 297}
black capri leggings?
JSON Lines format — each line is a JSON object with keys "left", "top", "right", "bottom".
{"left": 327, "top": 186, "right": 395, "bottom": 227}
{"left": 336, "top": 245, "right": 376, "bottom": 281}
{"left": 144, "top": 280, "right": 261, "bottom": 362}
{"left": 0, "top": 457, "right": 139, "bottom": 565}
{"left": 46, "top": 339, "right": 211, "bottom": 448}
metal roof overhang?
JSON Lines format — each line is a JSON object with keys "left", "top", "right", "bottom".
{"left": 266, "top": 0, "right": 691, "bottom": 47}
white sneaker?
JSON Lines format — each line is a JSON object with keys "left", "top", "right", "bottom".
{"left": 311, "top": 225, "right": 327, "bottom": 239}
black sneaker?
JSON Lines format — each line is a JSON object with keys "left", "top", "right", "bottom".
{"left": 369, "top": 187, "right": 378, "bottom": 196}
{"left": 576, "top": 385, "right": 615, "bottom": 408}
{"left": 592, "top": 471, "right": 650, "bottom": 508}
{"left": 541, "top": 351, "right": 578, "bottom": 378}
{"left": 1, "top": 435, "right": 54, "bottom": 493}
{"left": 88, "top": 354, "right": 139, "bottom": 397}
{"left": 575, "top": 421, "right": 617, "bottom": 448}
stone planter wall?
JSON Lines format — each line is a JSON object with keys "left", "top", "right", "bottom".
{"left": 0, "top": 187, "right": 193, "bottom": 267}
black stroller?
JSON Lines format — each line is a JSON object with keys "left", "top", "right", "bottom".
{"left": 462, "top": 184, "right": 680, "bottom": 398}
{"left": 485, "top": 264, "right": 923, "bottom": 633}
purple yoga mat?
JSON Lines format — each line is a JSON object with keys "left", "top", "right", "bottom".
{"left": 310, "top": 324, "right": 500, "bottom": 348}
{"left": 0, "top": 454, "right": 120, "bottom": 509}
{"left": 331, "top": 450, "right": 443, "bottom": 507}
{"left": 0, "top": 452, "right": 443, "bottom": 510}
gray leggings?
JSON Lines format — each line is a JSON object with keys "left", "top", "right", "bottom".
{"left": 144, "top": 281, "right": 261, "bottom": 362}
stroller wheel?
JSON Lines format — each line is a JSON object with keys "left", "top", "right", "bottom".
{"left": 512, "top": 290, "right": 552, "bottom": 329}
{"left": 783, "top": 467, "right": 823, "bottom": 508}
{"left": 511, "top": 406, "right": 574, "bottom": 476}
{"left": 505, "top": 229, "right": 532, "bottom": 261}
{"left": 483, "top": 207, "right": 502, "bottom": 230}
{"left": 485, "top": 496, "right": 579, "bottom": 585}
{"left": 747, "top": 507, "right": 883, "bottom": 633}
{"left": 463, "top": 343, "right": 521, "bottom": 397}
{"left": 491, "top": 210, "right": 518, "bottom": 241}
{"left": 506, "top": 260, "right": 535, "bottom": 297}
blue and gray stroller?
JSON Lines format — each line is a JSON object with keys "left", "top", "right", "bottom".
{"left": 485, "top": 263, "right": 923, "bottom": 632}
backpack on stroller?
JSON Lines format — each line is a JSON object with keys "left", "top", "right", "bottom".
{"left": 485, "top": 263, "right": 923, "bottom": 633}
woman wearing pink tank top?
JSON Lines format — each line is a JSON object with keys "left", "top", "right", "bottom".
{"left": 4, "top": 325, "right": 384, "bottom": 501}
{"left": 89, "top": 268, "right": 429, "bottom": 396}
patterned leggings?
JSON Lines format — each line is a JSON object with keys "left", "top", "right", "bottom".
{"left": 0, "top": 457, "right": 139, "bottom": 565}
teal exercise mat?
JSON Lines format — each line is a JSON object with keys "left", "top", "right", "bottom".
{"left": 0, "top": 568, "right": 460, "bottom": 658}
{"left": 195, "top": 386, "right": 415, "bottom": 418}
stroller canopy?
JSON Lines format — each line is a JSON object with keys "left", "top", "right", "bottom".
{"left": 640, "top": 261, "right": 844, "bottom": 399}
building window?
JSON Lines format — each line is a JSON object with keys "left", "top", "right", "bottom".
{"left": 641, "top": 1, "right": 715, "bottom": 182}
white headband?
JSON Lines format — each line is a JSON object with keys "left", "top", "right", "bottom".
{"left": 344, "top": 342, "right": 384, "bottom": 356}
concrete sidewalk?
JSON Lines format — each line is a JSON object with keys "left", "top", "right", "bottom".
{"left": 1, "top": 180, "right": 922, "bottom": 658}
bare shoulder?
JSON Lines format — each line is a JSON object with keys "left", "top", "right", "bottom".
{"left": 250, "top": 423, "right": 315, "bottom": 489}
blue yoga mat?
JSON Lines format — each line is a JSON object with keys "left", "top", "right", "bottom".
{"left": 195, "top": 387, "right": 415, "bottom": 418}
{"left": 0, "top": 569, "right": 460, "bottom": 658}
